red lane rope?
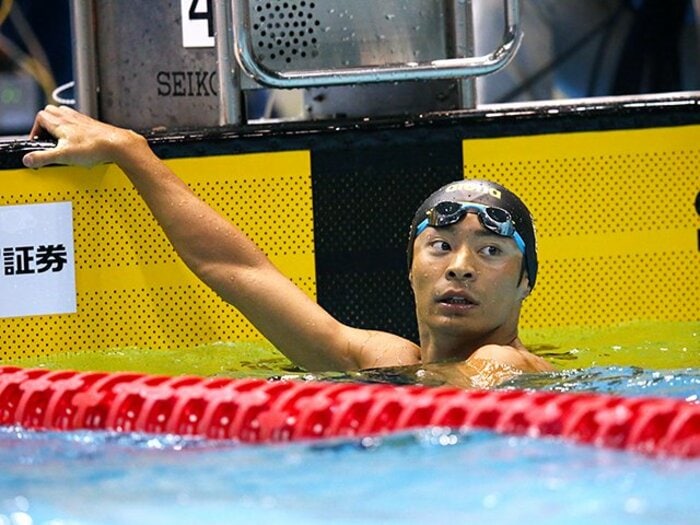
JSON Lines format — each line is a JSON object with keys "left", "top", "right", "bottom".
{"left": 1, "top": 366, "right": 698, "bottom": 457}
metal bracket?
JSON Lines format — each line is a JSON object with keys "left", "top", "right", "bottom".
{"left": 226, "top": 0, "right": 522, "bottom": 89}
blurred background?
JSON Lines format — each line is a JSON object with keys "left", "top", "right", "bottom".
{"left": 0, "top": 1, "right": 71, "bottom": 134}
{"left": 474, "top": 0, "right": 699, "bottom": 103}
{"left": 0, "top": 0, "right": 698, "bottom": 134}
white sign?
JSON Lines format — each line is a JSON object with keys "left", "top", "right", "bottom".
{"left": 0, "top": 202, "right": 76, "bottom": 318}
{"left": 181, "top": 0, "right": 215, "bottom": 48}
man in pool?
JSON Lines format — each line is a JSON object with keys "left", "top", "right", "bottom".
{"left": 22, "top": 105, "right": 554, "bottom": 385}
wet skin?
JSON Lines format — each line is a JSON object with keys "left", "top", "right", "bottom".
{"left": 410, "top": 213, "right": 531, "bottom": 364}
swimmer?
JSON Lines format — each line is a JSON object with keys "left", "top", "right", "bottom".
{"left": 22, "top": 105, "right": 554, "bottom": 386}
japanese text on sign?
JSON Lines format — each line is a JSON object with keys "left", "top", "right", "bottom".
{"left": 0, "top": 202, "right": 76, "bottom": 318}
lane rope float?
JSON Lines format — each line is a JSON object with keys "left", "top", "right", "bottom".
{"left": 0, "top": 366, "right": 697, "bottom": 457}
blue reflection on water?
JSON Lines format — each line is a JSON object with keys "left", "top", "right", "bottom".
{"left": 0, "top": 423, "right": 698, "bottom": 525}
{"left": 1, "top": 365, "right": 699, "bottom": 525}
{"left": 504, "top": 366, "right": 700, "bottom": 400}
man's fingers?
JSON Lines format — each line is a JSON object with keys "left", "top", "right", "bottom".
{"left": 24, "top": 107, "right": 74, "bottom": 167}
{"left": 23, "top": 106, "right": 112, "bottom": 169}
{"left": 23, "top": 147, "right": 64, "bottom": 169}
{"left": 28, "top": 105, "right": 68, "bottom": 140}
{"left": 28, "top": 113, "right": 49, "bottom": 141}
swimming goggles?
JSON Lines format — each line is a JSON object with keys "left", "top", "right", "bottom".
{"left": 415, "top": 201, "right": 526, "bottom": 254}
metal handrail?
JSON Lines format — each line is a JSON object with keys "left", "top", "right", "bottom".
{"left": 227, "top": 0, "right": 522, "bottom": 89}
{"left": 214, "top": 0, "right": 243, "bottom": 125}
{"left": 70, "top": 0, "right": 98, "bottom": 116}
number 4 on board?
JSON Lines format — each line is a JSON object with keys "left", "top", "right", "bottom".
{"left": 181, "top": 0, "right": 215, "bottom": 48}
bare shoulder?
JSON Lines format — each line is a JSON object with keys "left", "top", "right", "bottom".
{"left": 469, "top": 344, "right": 555, "bottom": 373}
{"left": 342, "top": 327, "right": 421, "bottom": 370}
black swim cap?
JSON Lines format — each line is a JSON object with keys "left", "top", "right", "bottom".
{"left": 407, "top": 179, "right": 538, "bottom": 289}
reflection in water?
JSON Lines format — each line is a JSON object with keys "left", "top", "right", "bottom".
{"left": 1, "top": 424, "right": 698, "bottom": 525}
{"left": 289, "top": 359, "right": 524, "bottom": 389}
{"left": 505, "top": 365, "right": 700, "bottom": 400}
{"left": 282, "top": 364, "right": 700, "bottom": 400}
{"left": 8, "top": 320, "right": 698, "bottom": 398}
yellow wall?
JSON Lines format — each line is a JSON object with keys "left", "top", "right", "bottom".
{"left": 0, "top": 151, "right": 315, "bottom": 361}
{"left": 463, "top": 125, "right": 700, "bottom": 328}
{"left": 1, "top": 124, "right": 698, "bottom": 362}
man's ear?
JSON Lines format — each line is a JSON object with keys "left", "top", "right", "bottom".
{"left": 518, "top": 272, "right": 531, "bottom": 300}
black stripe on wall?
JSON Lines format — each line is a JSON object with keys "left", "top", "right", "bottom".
{"left": 311, "top": 136, "right": 462, "bottom": 342}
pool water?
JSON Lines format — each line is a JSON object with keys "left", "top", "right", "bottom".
{"left": 7, "top": 320, "right": 698, "bottom": 398}
{"left": 1, "top": 426, "right": 698, "bottom": 525}
{"left": 0, "top": 319, "right": 698, "bottom": 524}
{"left": 8, "top": 320, "right": 698, "bottom": 376}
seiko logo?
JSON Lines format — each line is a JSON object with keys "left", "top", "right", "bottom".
{"left": 156, "top": 71, "right": 217, "bottom": 97}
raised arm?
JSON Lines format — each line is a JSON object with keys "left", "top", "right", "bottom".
{"left": 23, "top": 106, "right": 420, "bottom": 371}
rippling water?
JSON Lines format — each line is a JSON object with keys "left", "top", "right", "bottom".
{"left": 1, "top": 426, "right": 698, "bottom": 525}
{"left": 506, "top": 365, "right": 700, "bottom": 400}
{"left": 0, "top": 320, "right": 698, "bottom": 524}
{"left": 4, "top": 320, "right": 698, "bottom": 398}
{"left": 4, "top": 321, "right": 696, "bottom": 371}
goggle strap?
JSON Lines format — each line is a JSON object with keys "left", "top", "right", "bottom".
{"left": 415, "top": 218, "right": 429, "bottom": 237}
{"left": 513, "top": 232, "right": 526, "bottom": 254}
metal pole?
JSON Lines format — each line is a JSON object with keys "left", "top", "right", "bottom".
{"left": 450, "top": 0, "right": 477, "bottom": 109}
{"left": 69, "top": 0, "right": 99, "bottom": 117}
{"left": 214, "top": 0, "right": 243, "bottom": 125}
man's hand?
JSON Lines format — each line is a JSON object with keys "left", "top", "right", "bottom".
{"left": 22, "top": 105, "right": 143, "bottom": 169}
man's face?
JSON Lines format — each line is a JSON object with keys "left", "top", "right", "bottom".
{"left": 409, "top": 213, "right": 529, "bottom": 342}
